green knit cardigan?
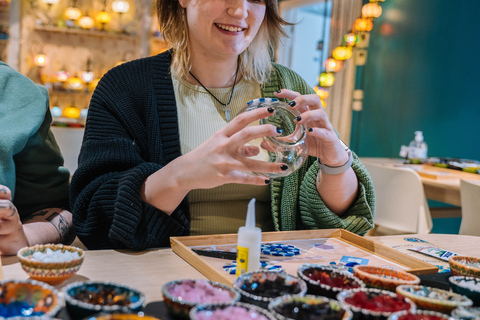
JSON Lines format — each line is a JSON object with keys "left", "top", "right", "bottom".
{"left": 264, "top": 63, "right": 375, "bottom": 235}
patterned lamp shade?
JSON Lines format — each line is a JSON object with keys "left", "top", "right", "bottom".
{"left": 332, "top": 46, "right": 353, "bottom": 61}
{"left": 319, "top": 73, "right": 335, "bottom": 87}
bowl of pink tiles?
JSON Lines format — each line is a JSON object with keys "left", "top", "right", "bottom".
{"left": 161, "top": 279, "right": 240, "bottom": 319}
{"left": 190, "top": 301, "right": 276, "bottom": 320}
{"left": 17, "top": 243, "right": 85, "bottom": 285}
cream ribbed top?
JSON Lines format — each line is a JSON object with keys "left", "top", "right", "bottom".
{"left": 172, "top": 71, "right": 274, "bottom": 235}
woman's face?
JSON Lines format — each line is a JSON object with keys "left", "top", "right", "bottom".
{"left": 180, "top": 0, "right": 267, "bottom": 61}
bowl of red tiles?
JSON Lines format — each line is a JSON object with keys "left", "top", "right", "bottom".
{"left": 297, "top": 264, "right": 365, "bottom": 299}
{"left": 337, "top": 287, "right": 416, "bottom": 320}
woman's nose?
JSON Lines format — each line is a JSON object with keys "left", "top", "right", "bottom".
{"left": 227, "top": 0, "right": 248, "bottom": 19}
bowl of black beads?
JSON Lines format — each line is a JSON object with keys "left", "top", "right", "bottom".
{"left": 269, "top": 294, "right": 353, "bottom": 320}
{"left": 233, "top": 271, "right": 307, "bottom": 309}
{"left": 62, "top": 281, "right": 146, "bottom": 320}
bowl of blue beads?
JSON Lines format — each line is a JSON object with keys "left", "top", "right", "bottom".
{"left": 0, "top": 279, "right": 64, "bottom": 318}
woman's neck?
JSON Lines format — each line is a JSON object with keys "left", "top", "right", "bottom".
{"left": 188, "top": 55, "right": 240, "bottom": 88}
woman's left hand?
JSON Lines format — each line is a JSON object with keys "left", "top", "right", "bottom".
{"left": 274, "top": 89, "right": 349, "bottom": 167}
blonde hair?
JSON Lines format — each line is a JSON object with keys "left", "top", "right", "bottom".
{"left": 157, "top": 0, "right": 292, "bottom": 84}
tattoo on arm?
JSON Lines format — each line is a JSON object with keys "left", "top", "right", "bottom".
{"left": 22, "top": 210, "right": 50, "bottom": 222}
{"left": 46, "top": 211, "right": 76, "bottom": 244}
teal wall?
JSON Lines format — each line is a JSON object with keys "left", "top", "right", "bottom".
{"left": 352, "top": 0, "right": 480, "bottom": 160}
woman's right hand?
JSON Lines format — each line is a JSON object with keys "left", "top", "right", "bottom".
{"left": 142, "top": 106, "right": 286, "bottom": 214}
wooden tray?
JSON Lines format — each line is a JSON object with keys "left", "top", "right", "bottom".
{"left": 171, "top": 229, "right": 438, "bottom": 286}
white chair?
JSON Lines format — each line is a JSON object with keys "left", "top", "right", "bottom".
{"left": 459, "top": 179, "right": 480, "bottom": 236}
{"left": 364, "top": 162, "right": 433, "bottom": 235}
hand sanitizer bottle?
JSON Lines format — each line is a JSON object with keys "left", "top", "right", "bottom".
{"left": 408, "top": 131, "right": 428, "bottom": 163}
{"left": 236, "top": 198, "right": 261, "bottom": 276}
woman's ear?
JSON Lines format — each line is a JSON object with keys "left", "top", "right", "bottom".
{"left": 178, "top": 0, "right": 187, "bottom": 8}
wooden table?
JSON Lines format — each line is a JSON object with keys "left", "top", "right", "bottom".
{"left": 360, "top": 157, "right": 480, "bottom": 206}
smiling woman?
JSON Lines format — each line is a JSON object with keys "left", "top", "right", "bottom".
{"left": 69, "top": 0, "right": 375, "bottom": 250}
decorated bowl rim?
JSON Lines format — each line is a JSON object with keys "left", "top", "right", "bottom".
{"left": 17, "top": 243, "right": 85, "bottom": 267}
{"left": 387, "top": 308, "right": 456, "bottom": 320}
{"left": 396, "top": 284, "right": 473, "bottom": 307}
{"left": 233, "top": 270, "right": 307, "bottom": 303}
{"left": 161, "top": 278, "right": 240, "bottom": 307}
{"left": 268, "top": 293, "right": 353, "bottom": 320}
{"left": 337, "top": 287, "right": 416, "bottom": 316}
{"left": 353, "top": 265, "right": 421, "bottom": 285}
{"left": 449, "top": 256, "right": 480, "bottom": 269}
{"left": 62, "top": 280, "right": 146, "bottom": 311}
{"left": 189, "top": 301, "right": 276, "bottom": 320}
{"left": 448, "top": 276, "right": 480, "bottom": 293}
{"left": 0, "top": 278, "right": 65, "bottom": 317}
{"left": 297, "top": 264, "right": 366, "bottom": 292}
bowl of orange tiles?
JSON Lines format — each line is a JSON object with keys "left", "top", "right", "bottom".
{"left": 353, "top": 265, "right": 421, "bottom": 291}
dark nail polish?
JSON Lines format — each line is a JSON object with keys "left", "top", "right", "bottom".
{"left": 276, "top": 127, "right": 283, "bottom": 134}
{"left": 295, "top": 116, "right": 302, "bottom": 122}
{"left": 275, "top": 89, "right": 281, "bottom": 93}
{"left": 289, "top": 101, "right": 296, "bottom": 107}
{"left": 281, "top": 164, "right": 289, "bottom": 171}
{"left": 308, "top": 127, "right": 314, "bottom": 132}
{"left": 265, "top": 179, "right": 271, "bottom": 184}
{"left": 267, "top": 107, "right": 274, "bottom": 113}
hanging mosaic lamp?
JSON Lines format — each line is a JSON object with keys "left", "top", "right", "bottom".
{"left": 325, "top": 58, "right": 343, "bottom": 73}
{"left": 65, "top": 6, "right": 82, "bottom": 20}
{"left": 319, "top": 73, "right": 335, "bottom": 87}
{"left": 354, "top": 18, "right": 373, "bottom": 33}
{"left": 344, "top": 33, "right": 358, "bottom": 47}
{"left": 33, "top": 54, "right": 49, "bottom": 67}
{"left": 64, "top": 105, "right": 81, "bottom": 119}
{"left": 66, "top": 76, "right": 84, "bottom": 90}
{"left": 332, "top": 46, "right": 352, "bottom": 61}
{"left": 314, "top": 86, "right": 329, "bottom": 100}
{"left": 111, "top": 0, "right": 130, "bottom": 13}
{"left": 78, "top": 16, "right": 94, "bottom": 29}
{"left": 362, "top": 2, "right": 382, "bottom": 20}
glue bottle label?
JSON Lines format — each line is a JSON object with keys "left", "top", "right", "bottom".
{"left": 236, "top": 246, "right": 249, "bottom": 276}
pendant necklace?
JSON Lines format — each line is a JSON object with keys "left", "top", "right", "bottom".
{"left": 189, "top": 61, "right": 239, "bottom": 122}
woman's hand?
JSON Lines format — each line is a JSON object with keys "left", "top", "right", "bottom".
{"left": 274, "top": 89, "right": 349, "bottom": 166}
{"left": 142, "top": 106, "right": 287, "bottom": 214}
{"left": 0, "top": 185, "right": 29, "bottom": 255}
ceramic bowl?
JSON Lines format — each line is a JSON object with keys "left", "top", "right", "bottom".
{"left": 396, "top": 285, "right": 473, "bottom": 314}
{"left": 450, "top": 256, "right": 480, "bottom": 279}
{"left": 269, "top": 294, "right": 353, "bottom": 320}
{"left": 162, "top": 279, "right": 240, "bottom": 320}
{"left": 233, "top": 271, "right": 307, "bottom": 309}
{"left": 0, "top": 279, "right": 65, "bottom": 318}
{"left": 81, "top": 312, "right": 161, "bottom": 320}
{"left": 62, "top": 281, "right": 146, "bottom": 320}
{"left": 190, "top": 301, "right": 276, "bottom": 320}
{"left": 297, "top": 264, "right": 365, "bottom": 298}
{"left": 353, "top": 266, "right": 421, "bottom": 291}
{"left": 388, "top": 309, "right": 456, "bottom": 320}
{"left": 337, "top": 287, "right": 416, "bottom": 320}
{"left": 17, "top": 243, "right": 85, "bottom": 285}
{"left": 451, "top": 306, "right": 480, "bottom": 320}
{"left": 449, "top": 276, "right": 480, "bottom": 307}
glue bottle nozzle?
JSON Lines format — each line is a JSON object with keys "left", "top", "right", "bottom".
{"left": 245, "top": 198, "right": 256, "bottom": 229}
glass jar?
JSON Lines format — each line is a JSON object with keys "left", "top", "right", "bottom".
{"left": 240, "top": 98, "right": 308, "bottom": 178}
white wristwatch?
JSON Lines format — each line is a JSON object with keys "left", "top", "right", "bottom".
{"left": 317, "top": 141, "right": 353, "bottom": 175}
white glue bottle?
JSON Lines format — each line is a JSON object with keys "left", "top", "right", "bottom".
{"left": 236, "top": 198, "right": 261, "bottom": 276}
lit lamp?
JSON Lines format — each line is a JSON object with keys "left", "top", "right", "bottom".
{"left": 111, "top": 0, "right": 130, "bottom": 33}
{"left": 33, "top": 54, "right": 49, "bottom": 67}
{"left": 354, "top": 18, "right": 373, "bottom": 33}
{"left": 78, "top": 15, "right": 94, "bottom": 29}
{"left": 63, "top": 104, "right": 81, "bottom": 119}
{"left": 96, "top": 0, "right": 111, "bottom": 31}
{"left": 332, "top": 46, "right": 353, "bottom": 61}
{"left": 344, "top": 33, "right": 358, "bottom": 47}
{"left": 81, "top": 58, "right": 95, "bottom": 83}
{"left": 65, "top": 0, "right": 82, "bottom": 28}
{"left": 325, "top": 58, "right": 342, "bottom": 73}
{"left": 319, "top": 73, "right": 335, "bottom": 87}
{"left": 56, "top": 69, "right": 70, "bottom": 82}
{"left": 362, "top": 2, "right": 383, "bottom": 20}
{"left": 67, "top": 75, "right": 84, "bottom": 91}
{"left": 313, "top": 86, "right": 329, "bottom": 100}
{"left": 42, "top": 0, "right": 59, "bottom": 25}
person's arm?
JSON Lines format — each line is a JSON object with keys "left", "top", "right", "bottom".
{"left": 0, "top": 185, "right": 74, "bottom": 256}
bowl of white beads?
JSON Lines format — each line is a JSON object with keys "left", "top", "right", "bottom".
{"left": 17, "top": 243, "right": 85, "bottom": 285}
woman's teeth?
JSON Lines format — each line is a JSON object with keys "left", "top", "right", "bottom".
{"left": 217, "top": 24, "right": 243, "bottom": 32}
